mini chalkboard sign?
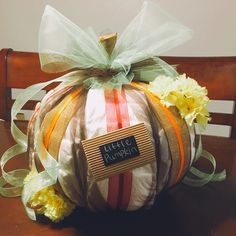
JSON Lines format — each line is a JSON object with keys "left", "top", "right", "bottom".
{"left": 99, "top": 136, "right": 140, "bottom": 166}
{"left": 81, "top": 123, "right": 155, "bottom": 181}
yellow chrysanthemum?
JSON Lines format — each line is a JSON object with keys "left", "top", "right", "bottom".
{"left": 24, "top": 171, "right": 75, "bottom": 222}
{"left": 148, "top": 75, "right": 175, "bottom": 106}
{"left": 149, "top": 74, "right": 210, "bottom": 130}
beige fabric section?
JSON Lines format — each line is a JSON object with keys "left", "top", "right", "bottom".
{"left": 124, "top": 86, "right": 157, "bottom": 209}
{"left": 57, "top": 105, "right": 88, "bottom": 206}
{"left": 150, "top": 110, "right": 172, "bottom": 193}
{"left": 146, "top": 94, "right": 191, "bottom": 187}
{"left": 87, "top": 170, "right": 109, "bottom": 211}
{"left": 84, "top": 89, "right": 109, "bottom": 210}
{"left": 57, "top": 89, "right": 107, "bottom": 208}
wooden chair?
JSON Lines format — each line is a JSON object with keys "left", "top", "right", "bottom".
{"left": 0, "top": 49, "right": 64, "bottom": 121}
{"left": 164, "top": 56, "right": 236, "bottom": 138}
{"left": 0, "top": 49, "right": 236, "bottom": 171}
{"left": 0, "top": 48, "right": 236, "bottom": 138}
{"left": 0, "top": 48, "right": 236, "bottom": 236}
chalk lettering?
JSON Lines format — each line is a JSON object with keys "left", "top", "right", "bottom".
{"left": 100, "top": 136, "right": 140, "bottom": 166}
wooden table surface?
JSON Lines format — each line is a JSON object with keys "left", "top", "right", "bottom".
{"left": 0, "top": 120, "right": 236, "bottom": 236}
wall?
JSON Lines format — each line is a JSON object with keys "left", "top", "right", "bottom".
{"left": 0, "top": 0, "right": 236, "bottom": 56}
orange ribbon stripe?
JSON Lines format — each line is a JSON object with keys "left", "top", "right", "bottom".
{"left": 131, "top": 82, "right": 185, "bottom": 183}
{"left": 105, "top": 89, "right": 132, "bottom": 210}
{"left": 44, "top": 87, "right": 82, "bottom": 150}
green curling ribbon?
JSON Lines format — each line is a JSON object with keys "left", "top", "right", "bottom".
{"left": 0, "top": 72, "right": 84, "bottom": 220}
{"left": 182, "top": 135, "right": 226, "bottom": 187}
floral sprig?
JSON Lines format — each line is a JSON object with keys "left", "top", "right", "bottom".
{"left": 24, "top": 170, "right": 75, "bottom": 222}
{"left": 148, "top": 74, "right": 210, "bottom": 131}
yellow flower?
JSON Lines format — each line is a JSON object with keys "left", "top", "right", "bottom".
{"left": 24, "top": 171, "right": 75, "bottom": 222}
{"left": 149, "top": 75, "right": 175, "bottom": 106}
{"left": 149, "top": 74, "right": 210, "bottom": 130}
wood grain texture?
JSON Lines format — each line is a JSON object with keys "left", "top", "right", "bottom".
{"left": 162, "top": 56, "right": 236, "bottom": 100}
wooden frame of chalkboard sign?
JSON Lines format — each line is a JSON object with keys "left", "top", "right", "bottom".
{"left": 82, "top": 123, "right": 156, "bottom": 181}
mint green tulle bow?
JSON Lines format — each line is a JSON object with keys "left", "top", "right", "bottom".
{"left": 38, "top": 2, "right": 193, "bottom": 88}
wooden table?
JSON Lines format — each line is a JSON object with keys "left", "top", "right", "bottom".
{"left": 0, "top": 120, "right": 236, "bottom": 236}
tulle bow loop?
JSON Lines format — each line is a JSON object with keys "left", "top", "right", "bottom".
{"left": 38, "top": 2, "right": 193, "bottom": 88}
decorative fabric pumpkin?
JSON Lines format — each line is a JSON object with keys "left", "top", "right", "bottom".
{"left": 27, "top": 82, "right": 195, "bottom": 216}
{"left": 0, "top": 1, "right": 225, "bottom": 222}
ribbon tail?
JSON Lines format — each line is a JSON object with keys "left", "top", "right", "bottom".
{"left": 131, "top": 57, "right": 178, "bottom": 83}
{"left": 153, "top": 57, "right": 178, "bottom": 78}
{"left": 0, "top": 71, "right": 84, "bottom": 220}
{"left": 182, "top": 134, "right": 226, "bottom": 187}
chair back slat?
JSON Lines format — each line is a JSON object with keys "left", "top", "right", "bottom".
{"left": 7, "top": 51, "right": 62, "bottom": 88}
{"left": 162, "top": 56, "right": 236, "bottom": 100}
{"left": 209, "top": 113, "right": 233, "bottom": 126}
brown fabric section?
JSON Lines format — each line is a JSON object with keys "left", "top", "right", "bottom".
{"left": 35, "top": 87, "right": 81, "bottom": 170}
{"left": 47, "top": 92, "right": 84, "bottom": 159}
{"left": 145, "top": 94, "right": 191, "bottom": 187}
{"left": 168, "top": 107, "right": 191, "bottom": 184}
{"left": 28, "top": 88, "right": 72, "bottom": 171}
{"left": 48, "top": 90, "right": 89, "bottom": 205}
{"left": 37, "top": 86, "right": 73, "bottom": 132}
{"left": 87, "top": 172, "right": 109, "bottom": 211}
{"left": 149, "top": 110, "right": 171, "bottom": 193}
